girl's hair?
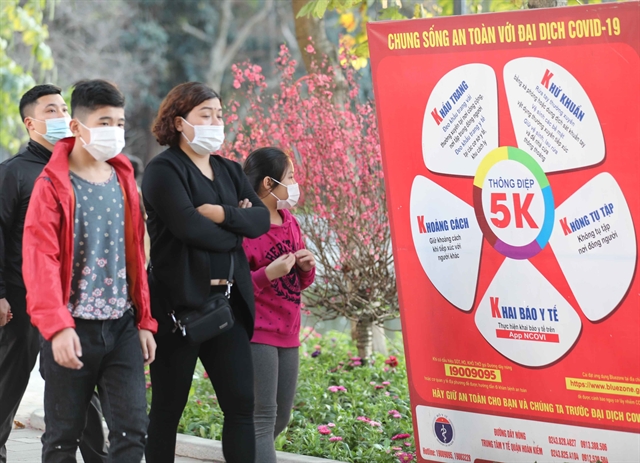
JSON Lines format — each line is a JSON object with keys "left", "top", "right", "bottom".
{"left": 152, "top": 82, "right": 220, "bottom": 147}
{"left": 243, "top": 147, "right": 292, "bottom": 193}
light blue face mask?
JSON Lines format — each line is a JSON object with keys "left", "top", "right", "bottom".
{"left": 33, "top": 117, "right": 72, "bottom": 144}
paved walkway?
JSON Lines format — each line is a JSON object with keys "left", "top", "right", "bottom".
{"left": 7, "top": 358, "right": 207, "bottom": 463}
{"left": 5, "top": 428, "right": 75, "bottom": 463}
{"left": 6, "top": 428, "right": 203, "bottom": 462}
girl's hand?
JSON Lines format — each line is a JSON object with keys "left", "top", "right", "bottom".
{"left": 265, "top": 253, "right": 296, "bottom": 281}
{"left": 295, "top": 249, "right": 316, "bottom": 272}
{"left": 196, "top": 204, "right": 225, "bottom": 223}
{"left": 239, "top": 198, "right": 252, "bottom": 209}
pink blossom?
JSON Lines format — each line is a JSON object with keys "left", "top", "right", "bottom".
{"left": 396, "top": 452, "right": 415, "bottom": 462}
{"left": 327, "top": 385, "right": 347, "bottom": 393}
{"left": 327, "top": 423, "right": 335, "bottom": 428}
{"left": 329, "top": 436, "right": 342, "bottom": 442}
{"left": 317, "top": 425, "right": 331, "bottom": 435}
{"left": 218, "top": 47, "right": 388, "bottom": 334}
{"left": 404, "top": 442, "right": 412, "bottom": 447}
{"left": 203, "top": 371, "right": 209, "bottom": 379}
{"left": 356, "top": 416, "right": 370, "bottom": 422}
{"left": 368, "top": 420, "right": 381, "bottom": 427}
{"left": 385, "top": 356, "right": 399, "bottom": 368}
{"left": 391, "top": 433, "right": 411, "bottom": 441}
{"left": 382, "top": 381, "right": 391, "bottom": 386}
{"left": 145, "top": 382, "right": 152, "bottom": 389}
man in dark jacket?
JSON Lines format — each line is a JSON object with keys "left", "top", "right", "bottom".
{"left": 0, "top": 84, "right": 108, "bottom": 463}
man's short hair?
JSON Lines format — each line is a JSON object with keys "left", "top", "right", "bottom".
{"left": 19, "top": 84, "right": 63, "bottom": 121}
{"left": 71, "top": 79, "right": 125, "bottom": 120}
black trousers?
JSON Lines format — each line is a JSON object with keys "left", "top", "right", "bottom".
{"left": 0, "top": 285, "right": 107, "bottom": 463}
{"left": 40, "top": 311, "right": 147, "bottom": 463}
{"left": 146, "top": 290, "right": 255, "bottom": 463}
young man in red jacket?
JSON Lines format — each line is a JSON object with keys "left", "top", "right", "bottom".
{"left": 0, "top": 84, "right": 108, "bottom": 463}
{"left": 22, "top": 79, "right": 157, "bottom": 462}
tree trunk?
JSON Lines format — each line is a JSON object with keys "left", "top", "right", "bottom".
{"left": 291, "top": 0, "right": 348, "bottom": 106}
{"left": 355, "top": 317, "right": 374, "bottom": 360}
{"left": 372, "top": 324, "right": 388, "bottom": 356}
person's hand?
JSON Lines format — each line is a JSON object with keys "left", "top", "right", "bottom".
{"left": 238, "top": 199, "right": 252, "bottom": 209}
{"left": 196, "top": 204, "right": 225, "bottom": 223}
{"left": 51, "top": 328, "right": 84, "bottom": 369}
{"left": 139, "top": 329, "right": 157, "bottom": 366}
{"left": 265, "top": 253, "right": 296, "bottom": 281}
{"left": 0, "top": 298, "right": 11, "bottom": 326}
{"left": 295, "top": 249, "right": 316, "bottom": 272}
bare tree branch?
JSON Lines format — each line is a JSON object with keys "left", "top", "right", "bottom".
{"left": 220, "top": 0, "right": 274, "bottom": 70}
{"left": 207, "top": 0, "right": 274, "bottom": 91}
{"left": 181, "top": 22, "right": 212, "bottom": 43}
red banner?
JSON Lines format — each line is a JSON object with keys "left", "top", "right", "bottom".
{"left": 368, "top": 3, "right": 640, "bottom": 462}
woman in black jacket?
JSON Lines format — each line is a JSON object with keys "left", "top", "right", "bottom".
{"left": 143, "top": 82, "right": 269, "bottom": 463}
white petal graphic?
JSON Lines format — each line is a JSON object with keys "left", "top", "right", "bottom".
{"left": 550, "top": 173, "right": 637, "bottom": 321}
{"left": 422, "top": 64, "right": 499, "bottom": 176}
{"left": 410, "top": 175, "right": 482, "bottom": 311}
{"left": 475, "top": 258, "right": 581, "bottom": 367}
{"left": 504, "top": 57, "right": 605, "bottom": 173}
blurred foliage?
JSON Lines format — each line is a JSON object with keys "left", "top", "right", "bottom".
{"left": 0, "top": 0, "right": 55, "bottom": 153}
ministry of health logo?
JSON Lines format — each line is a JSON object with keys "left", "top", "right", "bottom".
{"left": 433, "top": 415, "right": 455, "bottom": 446}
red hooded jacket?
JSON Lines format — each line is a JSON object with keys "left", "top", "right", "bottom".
{"left": 22, "top": 137, "right": 157, "bottom": 340}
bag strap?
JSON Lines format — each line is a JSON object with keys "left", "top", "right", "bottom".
{"left": 225, "top": 253, "right": 235, "bottom": 298}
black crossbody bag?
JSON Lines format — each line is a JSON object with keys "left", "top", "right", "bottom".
{"left": 170, "top": 254, "right": 235, "bottom": 345}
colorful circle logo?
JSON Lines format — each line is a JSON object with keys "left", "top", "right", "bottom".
{"left": 473, "top": 146, "right": 554, "bottom": 259}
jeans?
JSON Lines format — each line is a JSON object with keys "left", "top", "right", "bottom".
{"left": 251, "top": 344, "right": 299, "bottom": 463}
{"left": 146, "top": 290, "right": 255, "bottom": 463}
{"left": 40, "top": 311, "right": 147, "bottom": 463}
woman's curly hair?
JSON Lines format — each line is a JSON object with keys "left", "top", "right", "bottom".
{"left": 152, "top": 82, "right": 220, "bottom": 147}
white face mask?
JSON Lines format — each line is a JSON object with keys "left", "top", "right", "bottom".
{"left": 33, "top": 116, "right": 72, "bottom": 144}
{"left": 270, "top": 177, "right": 300, "bottom": 210}
{"left": 79, "top": 122, "right": 125, "bottom": 162}
{"left": 181, "top": 118, "right": 225, "bottom": 156}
